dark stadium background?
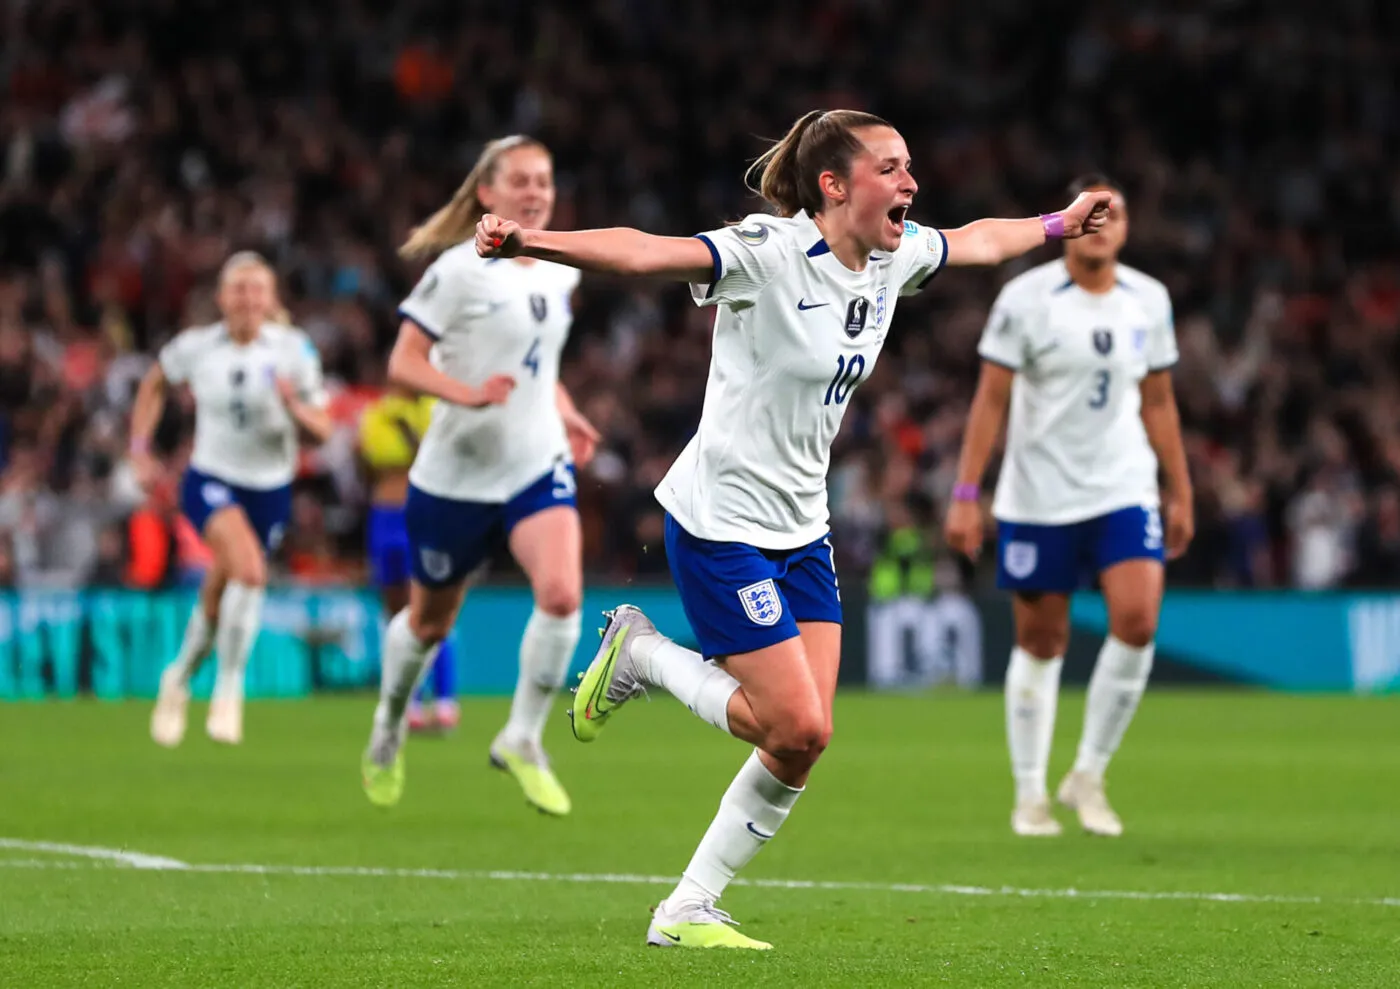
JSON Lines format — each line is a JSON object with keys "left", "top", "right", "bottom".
{"left": 2, "top": 0, "right": 1398, "bottom": 601}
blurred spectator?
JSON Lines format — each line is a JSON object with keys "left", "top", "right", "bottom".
{"left": 1, "top": 1, "right": 1399, "bottom": 589}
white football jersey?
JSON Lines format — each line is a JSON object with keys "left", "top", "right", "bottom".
{"left": 979, "top": 259, "right": 1178, "bottom": 525}
{"left": 159, "top": 322, "right": 327, "bottom": 489}
{"left": 399, "top": 244, "right": 580, "bottom": 502}
{"left": 657, "top": 211, "right": 947, "bottom": 549}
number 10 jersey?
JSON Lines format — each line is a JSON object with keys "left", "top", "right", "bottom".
{"left": 657, "top": 211, "right": 947, "bottom": 550}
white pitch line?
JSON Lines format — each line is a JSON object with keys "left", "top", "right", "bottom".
{"left": 0, "top": 840, "right": 1395, "bottom": 908}
{"left": 0, "top": 837, "right": 188, "bottom": 870}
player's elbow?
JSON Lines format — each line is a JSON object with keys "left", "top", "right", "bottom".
{"left": 385, "top": 348, "right": 416, "bottom": 390}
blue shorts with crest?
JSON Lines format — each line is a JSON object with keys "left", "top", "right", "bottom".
{"left": 995, "top": 504, "right": 1165, "bottom": 593}
{"left": 664, "top": 514, "right": 843, "bottom": 660}
{"left": 405, "top": 463, "right": 578, "bottom": 588}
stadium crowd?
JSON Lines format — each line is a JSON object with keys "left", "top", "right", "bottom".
{"left": 2, "top": 0, "right": 1399, "bottom": 591}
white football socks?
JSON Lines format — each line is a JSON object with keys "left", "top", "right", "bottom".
{"left": 211, "top": 581, "right": 264, "bottom": 702}
{"left": 374, "top": 609, "right": 439, "bottom": 733}
{"left": 1074, "top": 635, "right": 1154, "bottom": 778}
{"left": 634, "top": 636, "right": 740, "bottom": 735}
{"left": 1005, "top": 647, "right": 1064, "bottom": 803}
{"left": 501, "top": 607, "right": 580, "bottom": 749}
{"left": 666, "top": 750, "right": 803, "bottom": 906}
{"left": 169, "top": 606, "right": 216, "bottom": 684}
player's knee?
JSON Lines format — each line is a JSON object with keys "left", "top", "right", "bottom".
{"left": 1111, "top": 607, "right": 1158, "bottom": 649}
{"left": 533, "top": 579, "right": 581, "bottom": 618}
{"left": 407, "top": 610, "right": 451, "bottom": 645}
{"left": 1017, "top": 625, "right": 1068, "bottom": 660}
{"left": 765, "top": 708, "right": 829, "bottom": 765}
{"left": 228, "top": 552, "right": 266, "bottom": 589}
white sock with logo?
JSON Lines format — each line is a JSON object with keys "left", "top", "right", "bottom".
{"left": 500, "top": 607, "right": 580, "bottom": 750}
{"left": 168, "top": 606, "right": 216, "bottom": 684}
{"left": 662, "top": 751, "right": 802, "bottom": 913}
{"left": 633, "top": 636, "right": 740, "bottom": 736}
{"left": 212, "top": 582, "right": 264, "bottom": 702}
{"left": 1005, "top": 647, "right": 1063, "bottom": 803}
{"left": 1073, "top": 636, "right": 1154, "bottom": 777}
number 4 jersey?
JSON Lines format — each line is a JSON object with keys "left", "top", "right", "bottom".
{"left": 158, "top": 322, "right": 328, "bottom": 490}
{"left": 978, "top": 258, "right": 1178, "bottom": 526}
{"left": 657, "top": 211, "right": 947, "bottom": 550}
{"left": 397, "top": 244, "right": 579, "bottom": 503}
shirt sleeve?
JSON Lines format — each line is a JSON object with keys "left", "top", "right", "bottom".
{"left": 895, "top": 220, "right": 949, "bottom": 297}
{"left": 689, "top": 216, "right": 788, "bottom": 309}
{"left": 976, "top": 286, "right": 1028, "bottom": 371}
{"left": 398, "top": 259, "right": 463, "bottom": 340}
{"left": 291, "top": 333, "right": 329, "bottom": 407}
{"left": 157, "top": 331, "right": 197, "bottom": 385}
{"left": 1145, "top": 286, "right": 1179, "bottom": 372}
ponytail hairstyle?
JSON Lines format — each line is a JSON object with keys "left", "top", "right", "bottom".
{"left": 745, "top": 109, "right": 894, "bottom": 217}
{"left": 399, "top": 135, "right": 548, "bottom": 259}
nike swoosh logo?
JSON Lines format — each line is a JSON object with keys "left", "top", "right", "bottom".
{"left": 582, "top": 626, "right": 629, "bottom": 721}
{"left": 746, "top": 821, "right": 775, "bottom": 839}
{"left": 796, "top": 299, "right": 829, "bottom": 311}
{"left": 660, "top": 930, "right": 681, "bottom": 942}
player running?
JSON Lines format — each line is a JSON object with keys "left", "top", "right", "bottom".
{"left": 476, "top": 109, "right": 1111, "bottom": 948}
{"left": 943, "top": 174, "right": 1193, "bottom": 838}
{"left": 358, "top": 386, "right": 460, "bottom": 734}
{"left": 360, "top": 136, "right": 601, "bottom": 817}
{"left": 137, "top": 252, "right": 332, "bottom": 746}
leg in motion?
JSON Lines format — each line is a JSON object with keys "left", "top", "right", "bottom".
{"left": 1006, "top": 592, "right": 1070, "bottom": 837}
{"left": 491, "top": 506, "right": 583, "bottom": 815}
{"left": 150, "top": 560, "right": 226, "bottom": 747}
{"left": 1060, "top": 556, "right": 1163, "bottom": 837}
{"left": 201, "top": 507, "right": 269, "bottom": 746}
{"left": 648, "top": 633, "right": 831, "bottom": 950}
{"left": 361, "top": 579, "right": 466, "bottom": 807}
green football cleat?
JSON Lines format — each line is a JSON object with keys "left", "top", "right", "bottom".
{"left": 361, "top": 748, "right": 405, "bottom": 808}
{"left": 490, "top": 741, "right": 572, "bottom": 816}
{"left": 569, "top": 605, "right": 653, "bottom": 743}
{"left": 646, "top": 901, "right": 772, "bottom": 950}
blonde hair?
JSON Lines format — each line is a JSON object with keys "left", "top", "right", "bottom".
{"left": 745, "top": 109, "right": 893, "bottom": 217}
{"left": 399, "top": 135, "right": 548, "bottom": 259}
{"left": 218, "top": 251, "right": 289, "bottom": 323}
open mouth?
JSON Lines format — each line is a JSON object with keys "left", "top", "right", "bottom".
{"left": 886, "top": 204, "right": 909, "bottom": 233}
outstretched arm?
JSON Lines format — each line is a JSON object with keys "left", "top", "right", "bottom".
{"left": 476, "top": 215, "right": 714, "bottom": 281}
{"left": 942, "top": 190, "right": 1112, "bottom": 267}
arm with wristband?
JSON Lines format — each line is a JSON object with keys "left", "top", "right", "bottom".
{"left": 940, "top": 191, "right": 1111, "bottom": 267}
{"left": 944, "top": 361, "right": 1017, "bottom": 562}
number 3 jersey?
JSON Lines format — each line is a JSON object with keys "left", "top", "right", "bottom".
{"left": 978, "top": 259, "right": 1178, "bottom": 526}
{"left": 397, "top": 244, "right": 580, "bottom": 502}
{"left": 658, "top": 211, "right": 947, "bottom": 549}
{"left": 158, "top": 322, "right": 328, "bottom": 489}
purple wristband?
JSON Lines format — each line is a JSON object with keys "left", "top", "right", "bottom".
{"left": 952, "top": 483, "right": 980, "bottom": 503}
{"left": 1040, "top": 212, "right": 1065, "bottom": 241}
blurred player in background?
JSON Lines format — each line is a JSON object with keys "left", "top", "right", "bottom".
{"left": 360, "top": 136, "right": 601, "bottom": 817}
{"left": 134, "top": 252, "right": 332, "bottom": 746}
{"left": 945, "top": 175, "right": 1193, "bottom": 837}
{"left": 477, "top": 109, "right": 1111, "bottom": 948}
{"left": 358, "top": 387, "right": 459, "bottom": 733}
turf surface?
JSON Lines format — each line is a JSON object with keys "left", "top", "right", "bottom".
{"left": 1, "top": 690, "right": 1397, "bottom": 987}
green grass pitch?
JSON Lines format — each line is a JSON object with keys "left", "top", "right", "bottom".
{"left": 1, "top": 690, "right": 1397, "bottom": 987}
